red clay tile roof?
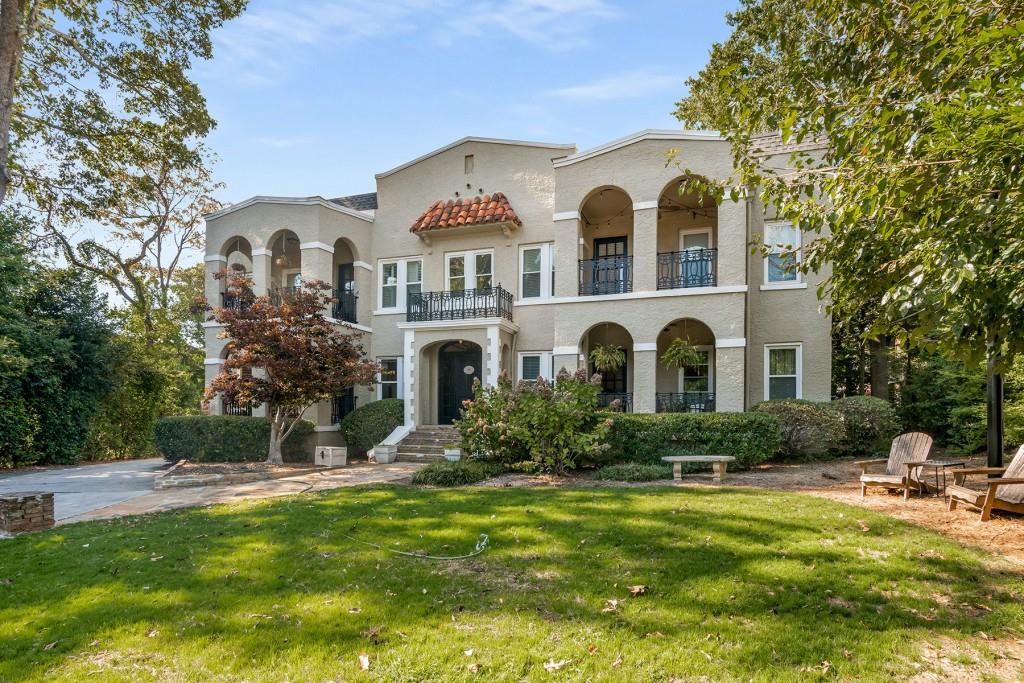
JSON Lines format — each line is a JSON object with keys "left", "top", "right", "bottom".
{"left": 410, "top": 192, "right": 522, "bottom": 233}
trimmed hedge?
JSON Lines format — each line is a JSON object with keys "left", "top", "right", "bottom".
{"left": 592, "top": 463, "right": 673, "bottom": 482}
{"left": 410, "top": 460, "right": 504, "bottom": 487}
{"left": 340, "top": 398, "right": 404, "bottom": 454}
{"left": 154, "top": 416, "right": 315, "bottom": 463}
{"left": 831, "top": 395, "right": 900, "bottom": 455}
{"left": 751, "top": 399, "right": 845, "bottom": 459}
{"left": 603, "top": 412, "right": 780, "bottom": 469}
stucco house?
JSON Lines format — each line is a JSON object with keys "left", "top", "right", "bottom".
{"left": 203, "top": 129, "right": 830, "bottom": 456}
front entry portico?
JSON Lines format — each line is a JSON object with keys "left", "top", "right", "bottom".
{"left": 437, "top": 340, "right": 482, "bottom": 424}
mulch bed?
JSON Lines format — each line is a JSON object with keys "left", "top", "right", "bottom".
{"left": 174, "top": 462, "right": 319, "bottom": 476}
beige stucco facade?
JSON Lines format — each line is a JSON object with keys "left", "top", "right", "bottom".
{"left": 203, "top": 130, "right": 831, "bottom": 445}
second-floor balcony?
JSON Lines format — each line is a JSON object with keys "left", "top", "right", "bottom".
{"left": 407, "top": 285, "right": 513, "bottom": 323}
{"left": 657, "top": 248, "right": 717, "bottom": 289}
{"left": 332, "top": 290, "right": 358, "bottom": 323}
{"left": 579, "top": 255, "right": 633, "bottom": 296}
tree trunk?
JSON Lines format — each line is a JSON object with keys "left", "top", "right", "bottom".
{"left": 0, "top": 0, "right": 26, "bottom": 205}
{"left": 267, "top": 418, "right": 284, "bottom": 465}
{"left": 986, "top": 344, "right": 1004, "bottom": 468}
{"left": 869, "top": 336, "right": 889, "bottom": 400}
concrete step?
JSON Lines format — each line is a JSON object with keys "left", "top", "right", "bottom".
{"left": 395, "top": 453, "right": 446, "bottom": 463}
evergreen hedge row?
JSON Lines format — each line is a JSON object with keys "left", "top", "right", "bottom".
{"left": 154, "top": 416, "right": 315, "bottom": 463}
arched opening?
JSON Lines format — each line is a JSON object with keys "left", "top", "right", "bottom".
{"left": 656, "top": 176, "right": 718, "bottom": 289}
{"left": 578, "top": 186, "right": 633, "bottom": 296}
{"left": 219, "top": 344, "right": 253, "bottom": 416}
{"left": 580, "top": 322, "right": 633, "bottom": 411}
{"left": 437, "top": 341, "right": 483, "bottom": 424}
{"left": 268, "top": 230, "right": 302, "bottom": 302}
{"left": 332, "top": 238, "right": 358, "bottom": 323}
{"left": 656, "top": 318, "right": 716, "bottom": 412}
{"left": 220, "top": 236, "right": 253, "bottom": 308}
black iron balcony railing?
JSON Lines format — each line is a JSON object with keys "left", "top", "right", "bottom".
{"left": 331, "top": 393, "right": 358, "bottom": 424}
{"left": 332, "top": 290, "right": 358, "bottom": 323}
{"left": 407, "top": 286, "right": 513, "bottom": 323}
{"left": 657, "top": 249, "right": 718, "bottom": 289}
{"left": 221, "top": 291, "right": 251, "bottom": 310}
{"left": 656, "top": 392, "right": 716, "bottom": 413}
{"left": 598, "top": 392, "right": 633, "bottom": 412}
{"left": 222, "top": 399, "right": 252, "bottom": 416}
{"left": 269, "top": 286, "right": 300, "bottom": 306}
{"left": 579, "top": 255, "right": 633, "bottom": 295}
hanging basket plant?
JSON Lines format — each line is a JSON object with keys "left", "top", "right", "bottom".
{"left": 660, "top": 337, "right": 703, "bottom": 369}
{"left": 589, "top": 344, "right": 626, "bottom": 373}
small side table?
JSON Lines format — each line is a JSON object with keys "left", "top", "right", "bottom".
{"left": 917, "top": 461, "right": 968, "bottom": 497}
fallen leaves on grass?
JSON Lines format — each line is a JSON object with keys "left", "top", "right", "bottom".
{"left": 628, "top": 585, "right": 647, "bottom": 596}
{"left": 601, "top": 599, "right": 620, "bottom": 613}
{"left": 358, "top": 653, "right": 370, "bottom": 670}
{"left": 543, "top": 659, "right": 568, "bottom": 672}
{"left": 43, "top": 641, "right": 57, "bottom": 651}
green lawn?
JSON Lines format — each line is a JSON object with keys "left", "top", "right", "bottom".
{"left": 1, "top": 486, "right": 1021, "bottom": 682}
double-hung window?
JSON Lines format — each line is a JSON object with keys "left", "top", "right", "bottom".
{"left": 377, "top": 357, "right": 403, "bottom": 400}
{"left": 378, "top": 257, "right": 423, "bottom": 312}
{"left": 518, "top": 351, "right": 552, "bottom": 383}
{"left": 520, "top": 243, "right": 554, "bottom": 299}
{"left": 764, "top": 222, "right": 801, "bottom": 284}
{"left": 679, "top": 348, "right": 713, "bottom": 394}
{"left": 765, "top": 344, "right": 802, "bottom": 400}
{"left": 446, "top": 250, "right": 493, "bottom": 291}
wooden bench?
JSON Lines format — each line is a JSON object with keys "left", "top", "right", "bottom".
{"left": 662, "top": 455, "right": 736, "bottom": 483}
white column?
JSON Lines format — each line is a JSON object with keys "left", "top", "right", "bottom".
{"left": 251, "top": 249, "right": 271, "bottom": 295}
{"left": 716, "top": 197, "right": 748, "bottom": 287}
{"left": 300, "top": 242, "right": 334, "bottom": 284}
{"left": 486, "top": 326, "right": 500, "bottom": 387}
{"left": 632, "top": 344, "right": 657, "bottom": 413}
{"left": 403, "top": 329, "right": 415, "bottom": 427}
{"left": 204, "top": 254, "right": 225, "bottom": 308}
{"left": 714, "top": 343, "right": 746, "bottom": 411}
{"left": 632, "top": 203, "right": 658, "bottom": 293}
{"left": 553, "top": 213, "right": 580, "bottom": 298}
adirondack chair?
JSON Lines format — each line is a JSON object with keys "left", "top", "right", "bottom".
{"left": 946, "top": 445, "right": 1024, "bottom": 521}
{"left": 856, "top": 432, "right": 934, "bottom": 500}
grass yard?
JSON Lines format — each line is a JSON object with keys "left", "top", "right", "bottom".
{"left": 1, "top": 486, "right": 1022, "bottom": 682}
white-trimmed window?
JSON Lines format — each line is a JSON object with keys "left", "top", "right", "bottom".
{"left": 520, "top": 243, "right": 554, "bottom": 299}
{"left": 518, "top": 351, "right": 552, "bottom": 383}
{"left": 378, "top": 257, "right": 423, "bottom": 312}
{"left": 447, "top": 249, "right": 493, "bottom": 291}
{"left": 377, "top": 357, "right": 403, "bottom": 400}
{"left": 765, "top": 343, "right": 802, "bottom": 400}
{"left": 764, "top": 222, "right": 801, "bottom": 284}
{"left": 679, "top": 347, "right": 713, "bottom": 394}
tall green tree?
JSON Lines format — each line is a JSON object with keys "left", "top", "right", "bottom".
{"left": 677, "top": 0, "right": 1024, "bottom": 462}
{"left": 0, "top": 0, "right": 244, "bottom": 215}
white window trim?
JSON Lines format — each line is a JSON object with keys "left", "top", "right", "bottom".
{"left": 517, "top": 351, "right": 553, "bottom": 382}
{"left": 764, "top": 221, "right": 802, "bottom": 285}
{"left": 518, "top": 242, "right": 554, "bottom": 300}
{"left": 677, "top": 345, "right": 714, "bottom": 393}
{"left": 678, "top": 227, "right": 713, "bottom": 251}
{"left": 764, "top": 343, "right": 803, "bottom": 400}
{"left": 377, "top": 357, "right": 404, "bottom": 400}
{"left": 446, "top": 248, "right": 494, "bottom": 292}
{"left": 377, "top": 257, "right": 423, "bottom": 313}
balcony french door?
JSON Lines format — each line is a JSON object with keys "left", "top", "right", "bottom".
{"left": 580, "top": 236, "right": 631, "bottom": 295}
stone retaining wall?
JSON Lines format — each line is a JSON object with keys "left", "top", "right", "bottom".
{"left": 0, "top": 492, "right": 55, "bottom": 535}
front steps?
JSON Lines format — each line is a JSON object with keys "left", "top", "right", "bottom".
{"left": 395, "top": 425, "right": 459, "bottom": 463}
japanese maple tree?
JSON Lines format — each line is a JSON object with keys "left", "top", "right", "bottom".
{"left": 205, "top": 274, "right": 377, "bottom": 464}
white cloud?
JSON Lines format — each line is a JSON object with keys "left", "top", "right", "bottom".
{"left": 546, "top": 69, "right": 682, "bottom": 102}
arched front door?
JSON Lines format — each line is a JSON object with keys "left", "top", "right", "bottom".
{"left": 438, "top": 341, "right": 482, "bottom": 424}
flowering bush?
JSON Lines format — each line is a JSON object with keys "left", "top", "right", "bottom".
{"left": 456, "top": 367, "right": 612, "bottom": 474}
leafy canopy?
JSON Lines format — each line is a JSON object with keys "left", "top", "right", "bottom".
{"left": 675, "top": 0, "right": 1024, "bottom": 368}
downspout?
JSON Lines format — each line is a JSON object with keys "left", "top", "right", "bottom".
{"left": 743, "top": 187, "right": 752, "bottom": 410}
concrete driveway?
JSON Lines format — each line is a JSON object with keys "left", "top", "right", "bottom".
{"left": 0, "top": 459, "right": 166, "bottom": 522}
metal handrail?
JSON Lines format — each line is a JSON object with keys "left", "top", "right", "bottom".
{"left": 657, "top": 248, "right": 717, "bottom": 289}
{"left": 332, "top": 290, "right": 358, "bottom": 323}
{"left": 407, "top": 285, "right": 513, "bottom": 322}
{"left": 656, "top": 392, "right": 716, "bottom": 413}
{"left": 598, "top": 392, "right": 633, "bottom": 412}
{"left": 579, "top": 255, "right": 633, "bottom": 295}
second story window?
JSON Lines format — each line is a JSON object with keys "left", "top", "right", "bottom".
{"left": 378, "top": 257, "right": 423, "bottom": 312}
{"left": 520, "top": 243, "right": 554, "bottom": 299}
{"left": 765, "top": 221, "right": 801, "bottom": 284}
{"left": 447, "top": 249, "right": 493, "bottom": 291}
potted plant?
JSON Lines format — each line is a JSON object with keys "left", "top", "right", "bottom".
{"left": 660, "top": 337, "right": 703, "bottom": 369}
{"left": 371, "top": 444, "right": 398, "bottom": 464}
{"left": 588, "top": 343, "right": 626, "bottom": 373}
{"left": 443, "top": 444, "right": 462, "bottom": 462}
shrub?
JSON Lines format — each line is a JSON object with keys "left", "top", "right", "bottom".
{"left": 340, "top": 398, "right": 404, "bottom": 453}
{"left": 154, "top": 416, "right": 315, "bottom": 463}
{"left": 832, "top": 396, "right": 900, "bottom": 455}
{"left": 457, "top": 368, "right": 612, "bottom": 474}
{"left": 948, "top": 403, "right": 1024, "bottom": 454}
{"left": 592, "top": 463, "right": 673, "bottom": 482}
{"left": 410, "top": 460, "right": 504, "bottom": 487}
{"left": 751, "top": 400, "right": 845, "bottom": 459}
{"left": 604, "top": 412, "right": 780, "bottom": 469}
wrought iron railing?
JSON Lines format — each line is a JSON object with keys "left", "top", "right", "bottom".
{"left": 269, "top": 286, "right": 300, "bottom": 306}
{"left": 331, "top": 393, "right": 358, "bottom": 424}
{"left": 579, "top": 255, "right": 633, "bottom": 295}
{"left": 407, "top": 286, "right": 513, "bottom": 323}
{"left": 598, "top": 392, "right": 633, "bottom": 412}
{"left": 656, "top": 392, "right": 716, "bottom": 413}
{"left": 657, "top": 249, "right": 717, "bottom": 289}
{"left": 222, "top": 399, "right": 252, "bottom": 416}
{"left": 332, "top": 290, "right": 358, "bottom": 323}
{"left": 221, "top": 291, "right": 250, "bottom": 310}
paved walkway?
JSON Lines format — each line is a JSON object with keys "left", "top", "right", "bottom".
{"left": 0, "top": 459, "right": 166, "bottom": 521}
{"left": 62, "top": 462, "right": 424, "bottom": 524}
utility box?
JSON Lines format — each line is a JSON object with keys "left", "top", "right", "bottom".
{"left": 315, "top": 446, "right": 347, "bottom": 467}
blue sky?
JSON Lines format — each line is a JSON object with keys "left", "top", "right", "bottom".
{"left": 193, "top": 0, "right": 739, "bottom": 203}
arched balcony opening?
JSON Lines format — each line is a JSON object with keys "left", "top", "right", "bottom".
{"left": 656, "top": 318, "right": 716, "bottom": 413}
{"left": 580, "top": 322, "right": 634, "bottom": 411}
{"left": 656, "top": 177, "right": 719, "bottom": 289}
{"left": 220, "top": 236, "right": 253, "bottom": 309}
{"left": 269, "top": 230, "right": 301, "bottom": 304}
{"left": 332, "top": 238, "right": 359, "bottom": 323}
{"left": 578, "top": 186, "right": 633, "bottom": 296}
